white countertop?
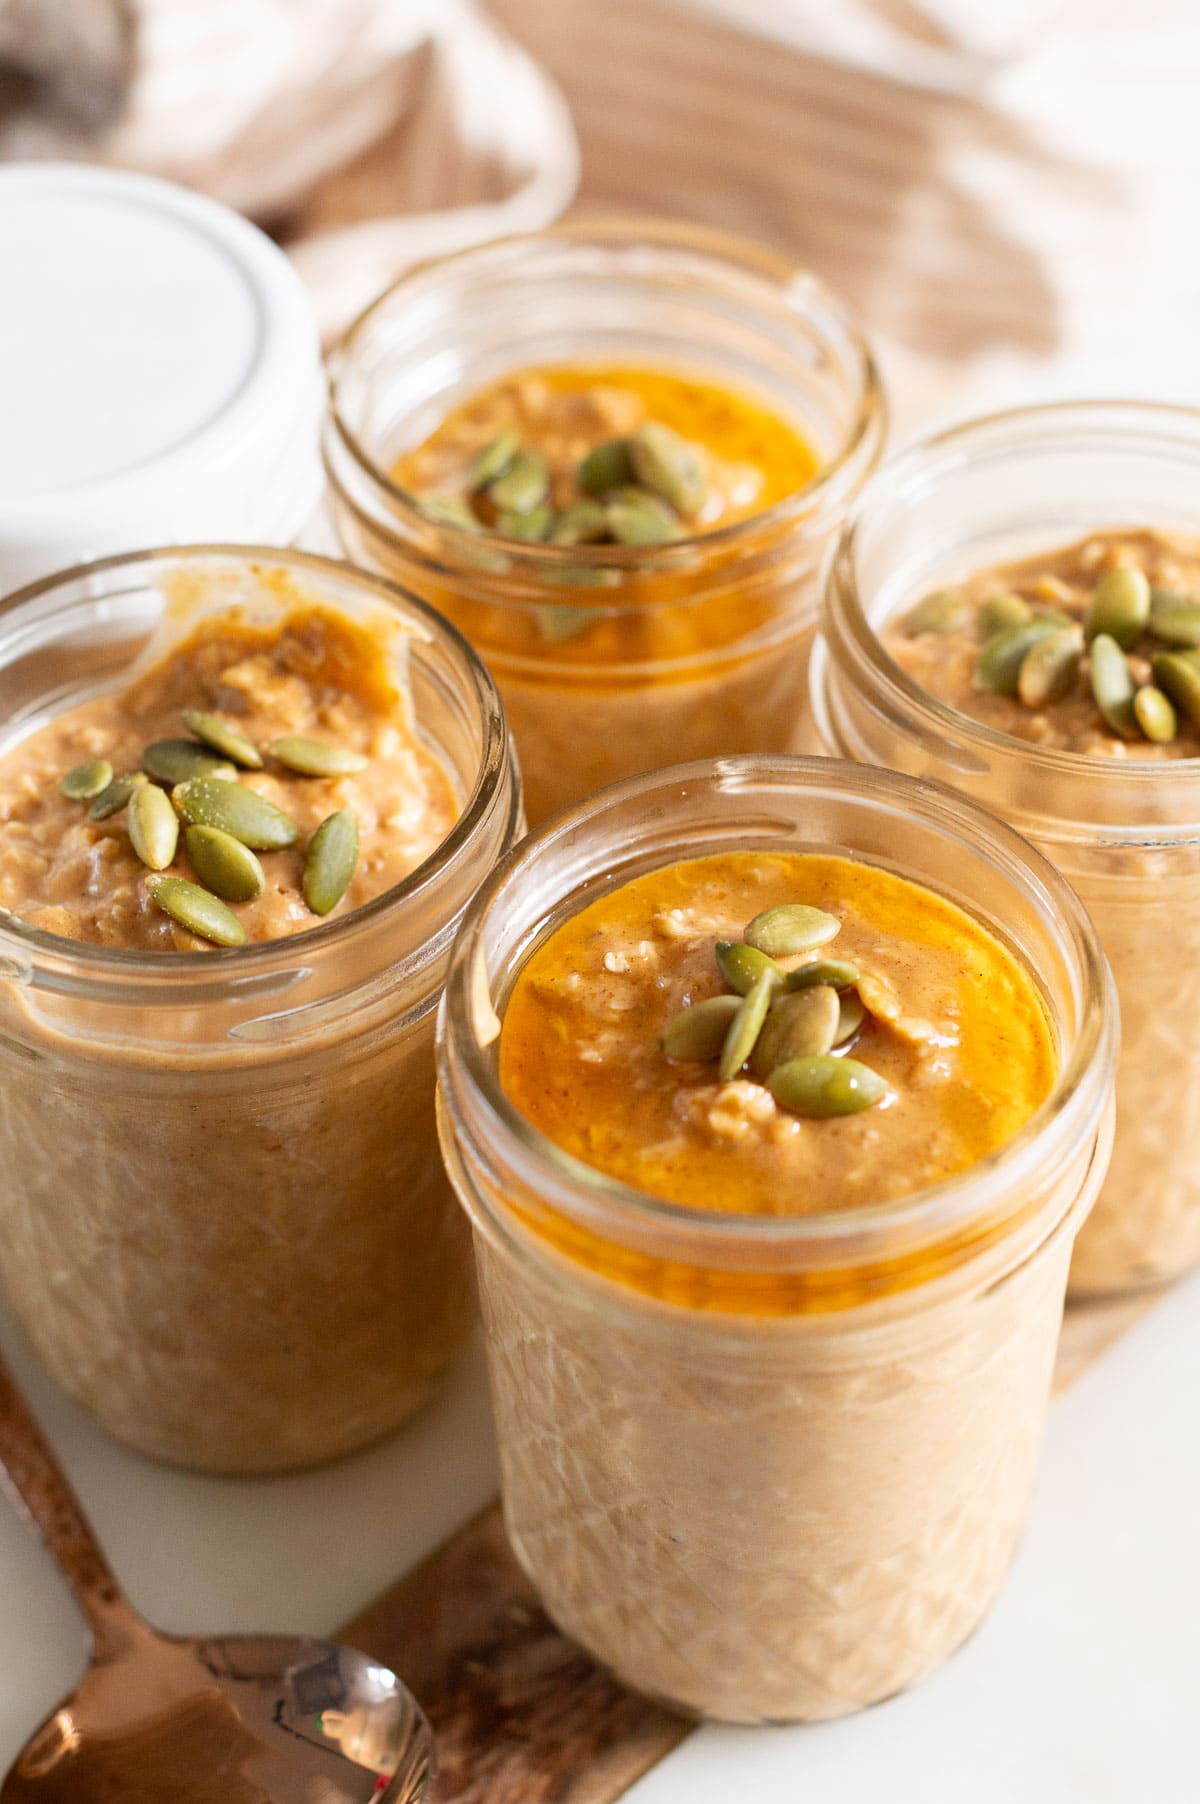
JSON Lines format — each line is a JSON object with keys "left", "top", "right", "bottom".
{"left": 4, "top": 301, "right": 1200, "bottom": 1796}
{"left": 3, "top": 1276, "right": 1197, "bottom": 1800}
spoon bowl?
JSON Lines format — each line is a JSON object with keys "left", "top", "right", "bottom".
{"left": 3, "top": 1628, "right": 431, "bottom": 1804}
{"left": 0, "top": 1355, "right": 432, "bottom": 1802}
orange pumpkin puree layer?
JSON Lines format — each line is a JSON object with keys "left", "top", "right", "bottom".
{"left": 383, "top": 364, "right": 823, "bottom": 689}
{"left": 393, "top": 363, "right": 818, "bottom": 534}
{"left": 500, "top": 852, "right": 1055, "bottom": 1219}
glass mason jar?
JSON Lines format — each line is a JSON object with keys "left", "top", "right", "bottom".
{"left": 323, "top": 219, "right": 886, "bottom": 824}
{"left": 0, "top": 547, "right": 521, "bottom": 1472}
{"left": 436, "top": 758, "right": 1116, "bottom": 1724}
{"left": 815, "top": 400, "right": 1200, "bottom": 1299}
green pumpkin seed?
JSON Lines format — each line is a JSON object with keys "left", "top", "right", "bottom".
{"left": 496, "top": 503, "right": 554, "bottom": 542}
{"left": 551, "top": 500, "right": 610, "bottom": 546}
{"left": 1133, "top": 685, "right": 1178, "bottom": 744}
{"left": 1032, "top": 605, "right": 1077, "bottom": 628}
{"left": 749, "top": 986, "right": 840, "bottom": 1079}
{"left": 541, "top": 561, "right": 618, "bottom": 589}
{"left": 978, "top": 592, "right": 1032, "bottom": 638}
{"left": 489, "top": 449, "right": 549, "bottom": 514}
{"left": 128, "top": 781, "right": 179, "bottom": 870}
{"left": 631, "top": 422, "right": 707, "bottom": 516}
{"left": 744, "top": 904, "right": 841, "bottom": 958}
{"left": 578, "top": 437, "right": 636, "bottom": 496}
{"left": 303, "top": 809, "right": 359, "bottom": 916}
{"left": 1017, "top": 624, "right": 1083, "bottom": 707}
{"left": 768, "top": 1054, "right": 888, "bottom": 1118}
{"left": 173, "top": 777, "right": 299, "bottom": 849}
{"left": 267, "top": 736, "right": 368, "bottom": 777}
{"left": 1146, "top": 604, "right": 1200, "bottom": 649}
{"left": 718, "top": 968, "right": 774, "bottom": 1083}
{"left": 141, "top": 738, "right": 236, "bottom": 784}
{"left": 457, "top": 539, "right": 517, "bottom": 577}
{"left": 659, "top": 992, "right": 741, "bottom": 1062}
{"left": 1084, "top": 567, "right": 1150, "bottom": 648}
{"left": 715, "top": 940, "right": 784, "bottom": 996}
{"left": 786, "top": 957, "right": 860, "bottom": 992}
{"left": 418, "top": 495, "right": 482, "bottom": 533}
{"left": 1150, "top": 651, "right": 1200, "bottom": 728}
{"left": 183, "top": 710, "right": 263, "bottom": 770}
{"left": 88, "top": 770, "right": 148, "bottom": 821}
{"left": 60, "top": 758, "right": 114, "bottom": 800}
{"left": 465, "top": 430, "right": 521, "bottom": 492}
{"left": 900, "top": 590, "right": 965, "bottom": 637}
{"left": 185, "top": 825, "right": 265, "bottom": 903}
{"left": 973, "top": 619, "right": 1058, "bottom": 695}
{"left": 1151, "top": 585, "right": 1200, "bottom": 614}
{"left": 1089, "top": 634, "right": 1139, "bottom": 738}
{"left": 834, "top": 991, "right": 866, "bottom": 1046}
{"left": 538, "top": 603, "right": 604, "bottom": 642}
{"left": 146, "top": 874, "right": 247, "bottom": 947}
{"left": 606, "top": 491, "right": 681, "bottom": 546}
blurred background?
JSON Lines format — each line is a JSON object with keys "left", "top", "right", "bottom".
{"left": 3, "top": 0, "right": 1199, "bottom": 422}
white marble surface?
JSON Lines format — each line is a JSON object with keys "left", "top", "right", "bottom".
{"left": 2, "top": 1274, "right": 1197, "bottom": 1797}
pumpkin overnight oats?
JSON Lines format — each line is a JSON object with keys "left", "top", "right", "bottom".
{"left": 817, "top": 403, "right": 1200, "bottom": 1298}
{"left": 436, "top": 759, "right": 1116, "bottom": 1723}
{"left": 325, "top": 221, "right": 885, "bottom": 823}
{"left": 0, "top": 548, "right": 519, "bottom": 1471}
{"left": 888, "top": 529, "right": 1200, "bottom": 759}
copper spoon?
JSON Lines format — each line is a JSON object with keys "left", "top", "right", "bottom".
{"left": 0, "top": 1353, "right": 433, "bottom": 1802}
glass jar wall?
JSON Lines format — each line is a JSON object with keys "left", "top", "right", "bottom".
{"left": 436, "top": 758, "right": 1115, "bottom": 1721}
{"left": 815, "top": 402, "right": 1200, "bottom": 1297}
{"left": 0, "top": 547, "right": 521, "bottom": 1471}
{"left": 325, "top": 220, "right": 885, "bottom": 823}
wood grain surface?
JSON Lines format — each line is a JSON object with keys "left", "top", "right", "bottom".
{"left": 339, "top": 1503, "right": 690, "bottom": 1804}
{"left": 339, "top": 1290, "right": 1160, "bottom": 1803}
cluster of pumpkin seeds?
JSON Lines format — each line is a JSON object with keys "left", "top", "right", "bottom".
{"left": 902, "top": 567, "right": 1200, "bottom": 745}
{"left": 657, "top": 903, "right": 889, "bottom": 1119}
{"left": 58, "top": 712, "right": 367, "bottom": 946}
{"left": 418, "top": 419, "right": 708, "bottom": 550}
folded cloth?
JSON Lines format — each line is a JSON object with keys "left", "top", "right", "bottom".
{"left": 493, "top": 0, "right": 1200, "bottom": 365}
{"left": 5, "top": 0, "right": 1199, "bottom": 373}
{"left": 0, "top": 0, "right": 579, "bottom": 335}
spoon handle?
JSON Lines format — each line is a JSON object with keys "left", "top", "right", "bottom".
{"left": 0, "top": 1348, "right": 134, "bottom": 1651}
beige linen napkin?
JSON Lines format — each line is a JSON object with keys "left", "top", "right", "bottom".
{"left": 5, "top": 0, "right": 1199, "bottom": 376}
{"left": 494, "top": 0, "right": 1200, "bottom": 371}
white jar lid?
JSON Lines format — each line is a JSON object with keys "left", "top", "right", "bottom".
{"left": 0, "top": 164, "right": 325, "bottom": 596}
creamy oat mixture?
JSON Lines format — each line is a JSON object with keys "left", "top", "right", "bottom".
{"left": 476, "top": 1192, "right": 1078, "bottom": 1722}
{"left": 0, "top": 603, "right": 458, "bottom": 949}
{"left": 500, "top": 850, "right": 1054, "bottom": 1223}
{"left": 889, "top": 528, "right": 1200, "bottom": 758}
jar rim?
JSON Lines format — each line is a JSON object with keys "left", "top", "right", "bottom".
{"left": 324, "top": 216, "right": 887, "bottom": 590}
{"left": 439, "top": 754, "right": 1116, "bottom": 1274}
{"left": 822, "top": 398, "right": 1200, "bottom": 802}
{"left": 0, "top": 543, "right": 515, "bottom": 994}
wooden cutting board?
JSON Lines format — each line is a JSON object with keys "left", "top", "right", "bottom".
{"left": 338, "top": 1293, "right": 1154, "bottom": 1804}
